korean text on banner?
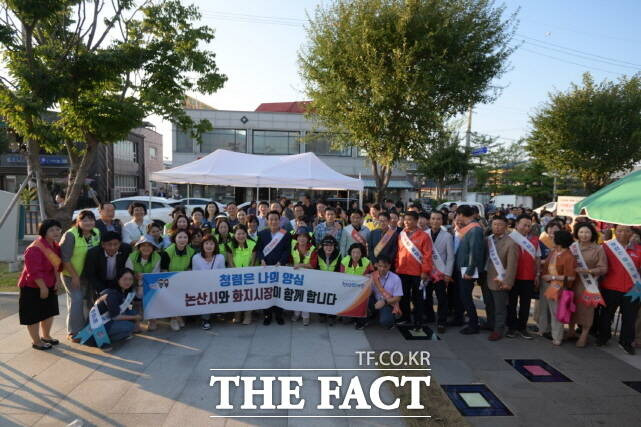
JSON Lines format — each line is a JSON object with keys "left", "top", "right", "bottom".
{"left": 141, "top": 266, "right": 372, "bottom": 319}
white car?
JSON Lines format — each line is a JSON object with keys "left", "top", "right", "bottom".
{"left": 72, "top": 196, "right": 177, "bottom": 225}
{"left": 169, "top": 198, "right": 232, "bottom": 218}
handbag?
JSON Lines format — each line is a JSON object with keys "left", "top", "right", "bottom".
{"left": 555, "top": 289, "right": 576, "bottom": 324}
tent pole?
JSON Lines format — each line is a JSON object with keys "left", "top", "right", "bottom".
{"left": 346, "top": 190, "right": 349, "bottom": 210}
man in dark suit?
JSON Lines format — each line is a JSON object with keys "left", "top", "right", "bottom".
{"left": 83, "top": 231, "right": 132, "bottom": 302}
{"left": 95, "top": 202, "right": 123, "bottom": 235}
{"left": 256, "top": 210, "right": 292, "bottom": 325}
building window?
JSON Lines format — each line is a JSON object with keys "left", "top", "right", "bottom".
{"left": 114, "top": 174, "right": 137, "bottom": 192}
{"left": 114, "top": 140, "right": 138, "bottom": 162}
{"left": 200, "top": 129, "right": 247, "bottom": 153}
{"left": 304, "top": 133, "right": 352, "bottom": 157}
{"left": 253, "top": 130, "right": 300, "bottom": 155}
{"left": 175, "top": 130, "right": 194, "bottom": 153}
{"left": 150, "top": 147, "right": 157, "bottom": 159}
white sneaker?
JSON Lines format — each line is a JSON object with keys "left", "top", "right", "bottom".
{"left": 303, "top": 318, "right": 310, "bottom": 326}
{"left": 170, "top": 318, "right": 180, "bottom": 331}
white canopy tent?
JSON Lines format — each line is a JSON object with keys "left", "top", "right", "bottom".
{"left": 151, "top": 149, "right": 364, "bottom": 203}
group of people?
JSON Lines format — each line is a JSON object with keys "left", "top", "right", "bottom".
{"left": 17, "top": 195, "right": 641, "bottom": 356}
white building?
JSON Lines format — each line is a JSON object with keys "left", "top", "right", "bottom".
{"left": 170, "top": 99, "right": 416, "bottom": 204}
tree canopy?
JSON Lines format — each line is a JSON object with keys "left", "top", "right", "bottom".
{"left": 299, "top": 0, "right": 516, "bottom": 201}
{"left": 527, "top": 72, "right": 641, "bottom": 191}
{"left": 0, "top": 0, "right": 226, "bottom": 222}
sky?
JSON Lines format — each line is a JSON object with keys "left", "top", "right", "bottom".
{"left": 156, "top": 0, "right": 641, "bottom": 159}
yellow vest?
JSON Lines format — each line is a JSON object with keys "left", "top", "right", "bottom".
{"left": 341, "top": 256, "right": 371, "bottom": 275}
{"left": 292, "top": 245, "right": 315, "bottom": 265}
{"left": 64, "top": 227, "right": 100, "bottom": 276}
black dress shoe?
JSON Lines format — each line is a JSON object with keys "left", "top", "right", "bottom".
{"left": 437, "top": 324, "right": 446, "bottom": 334}
{"left": 459, "top": 326, "right": 480, "bottom": 335}
{"left": 263, "top": 317, "right": 272, "bottom": 326}
{"left": 276, "top": 316, "right": 285, "bottom": 325}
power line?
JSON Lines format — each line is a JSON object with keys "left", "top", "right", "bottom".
{"left": 519, "top": 47, "right": 625, "bottom": 76}
{"left": 516, "top": 33, "right": 641, "bottom": 69}
{"left": 199, "top": 10, "right": 639, "bottom": 74}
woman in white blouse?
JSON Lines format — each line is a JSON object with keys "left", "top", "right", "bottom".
{"left": 192, "top": 234, "right": 226, "bottom": 330}
{"left": 122, "top": 202, "right": 152, "bottom": 245}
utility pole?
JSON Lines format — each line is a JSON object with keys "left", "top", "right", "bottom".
{"left": 462, "top": 104, "right": 473, "bottom": 200}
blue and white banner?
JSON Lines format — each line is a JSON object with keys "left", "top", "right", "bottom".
{"left": 142, "top": 266, "right": 372, "bottom": 319}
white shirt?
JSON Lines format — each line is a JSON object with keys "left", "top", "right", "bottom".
{"left": 191, "top": 253, "right": 226, "bottom": 270}
{"left": 122, "top": 218, "right": 152, "bottom": 244}
{"left": 105, "top": 251, "right": 118, "bottom": 281}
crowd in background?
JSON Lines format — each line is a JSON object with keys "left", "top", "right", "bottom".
{"left": 16, "top": 194, "right": 641, "bottom": 355}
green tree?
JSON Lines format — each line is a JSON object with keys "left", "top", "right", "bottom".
{"left": 416, "top": 127, "right": 472, "bottom": 200}
{"left": 528, "top": 72, "right": 641, "bottom": 191}
{"left": 0, "top": 0, "right": 226, "bottom": 224}
{"left": 299, "top": 0, "right": 516, "bottom": 202}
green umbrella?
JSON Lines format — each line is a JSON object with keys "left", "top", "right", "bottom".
{"left": 574, "top": 169, "right": 641, "bottom": 226}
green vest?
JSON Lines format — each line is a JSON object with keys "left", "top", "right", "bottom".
{"left": 231, "top": 239, "right": 256, "bottom": 267}
{"left": 341, "top": 256, "right": 371, "bottom": 275}
{"left": 164, "top": 244, "right": 195, "bottom": 272}
{"left": 163, "top": 221, "right": 173, "bottom": 235}
{"left": 65, "top": 227, "right": 101, "bottom": 276}
{"left": 128, "top": 251, "right": 161, "bottom": 274}
{"left": 318, "top": 255, "right": 339, "bottom": 272}
{"left": 292, "top": 245, "right": 315, "bottom": 265}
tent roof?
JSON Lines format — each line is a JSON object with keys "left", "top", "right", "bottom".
{"left": 151, "top": 149, "right": 364, "bottom": 191}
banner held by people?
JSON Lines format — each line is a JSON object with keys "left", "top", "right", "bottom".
{"left": 142, "top": 266, "right": 372, "bottom": 319}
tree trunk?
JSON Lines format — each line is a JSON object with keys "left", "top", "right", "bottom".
{"left": 371, "top": 160, "right": 393, "bottom": 204}
{"left": 25, "top": 136, "right": 100, "bottom": 230}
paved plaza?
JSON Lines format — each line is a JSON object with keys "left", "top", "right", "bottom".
{"left": 1, "top": 295, "right": 641, "bottom": 426}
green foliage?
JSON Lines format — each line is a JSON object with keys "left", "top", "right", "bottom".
{"left": 415, "top": 127, "right": 472, "bottom": 199}
{"left": 527, "top": 72, "right": 641, "bottom": 191}
{"left": 20, "top": 186, "right": 37, "bottom": 205}
{"left": 0, "top": 0, "right": 226, "bottom": 216}
{"left": 299, "top": 0, "right": 516, "bottom": 197}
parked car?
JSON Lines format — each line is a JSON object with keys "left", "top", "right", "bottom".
{"left": 72, "top": 196, "right": 176, "bottom": 225}
{"left": 169, "top": 198, "right": 226, "bottom": 214}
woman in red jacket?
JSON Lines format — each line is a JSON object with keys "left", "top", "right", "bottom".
{"left": 18, "top": 219, "right": 64, "bottom": 350}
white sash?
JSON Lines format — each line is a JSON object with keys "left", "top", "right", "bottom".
{"left": 509, "top": 230, "right": 538, "bottom": 259}
{"left": 570, "top": 242, "right": 604, "bottom": 306}
{"left": 89, "top": 291, "right": 136, "bottom": 329}
{"left": 263, "top": 230, "right": 286, "bottom": 257}
{"left": 428, "top": 231, "right": 447, "bottom": 274}
{"left": 487, "top": 236, "right": 506, "bottom": 281}
{"left": 606, "top": 240, "right": 641, "bottom": 291}
{"left": 400, "top": 231, "right": 423, "bottom": 265}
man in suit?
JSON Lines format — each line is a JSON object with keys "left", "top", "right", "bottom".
{"left": 83, "top": 231, "right": 132, "bottom": 302}
{"left": 425, "top": 211, "right": 455, "bottom": 333}
{"left": 257, "top": 210, "right": 292, "bottom": 325}
{"left": 367, "top": 211, "right": 399, "bottom": 264}
{"left": 95, "top": 202, "right": 123, "bottom": 235}
{"left": 485, "top": 216, "right": 519, "bottom": 341}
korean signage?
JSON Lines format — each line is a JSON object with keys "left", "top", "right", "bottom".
{"left": 557, "top": 196, "right": 585, "bottom": 217}
{"left": 141, "top": 266, "right": 372, "bottom": 319}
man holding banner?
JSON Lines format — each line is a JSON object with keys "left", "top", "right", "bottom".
{"left": 395, "top": 211, "right": 432, "bottom": 328}
{"left": 257, "top": 210, "right": 293, "bottom": 325}
{"left": 598, "top": 225, "right": 641, "bottom": 355}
